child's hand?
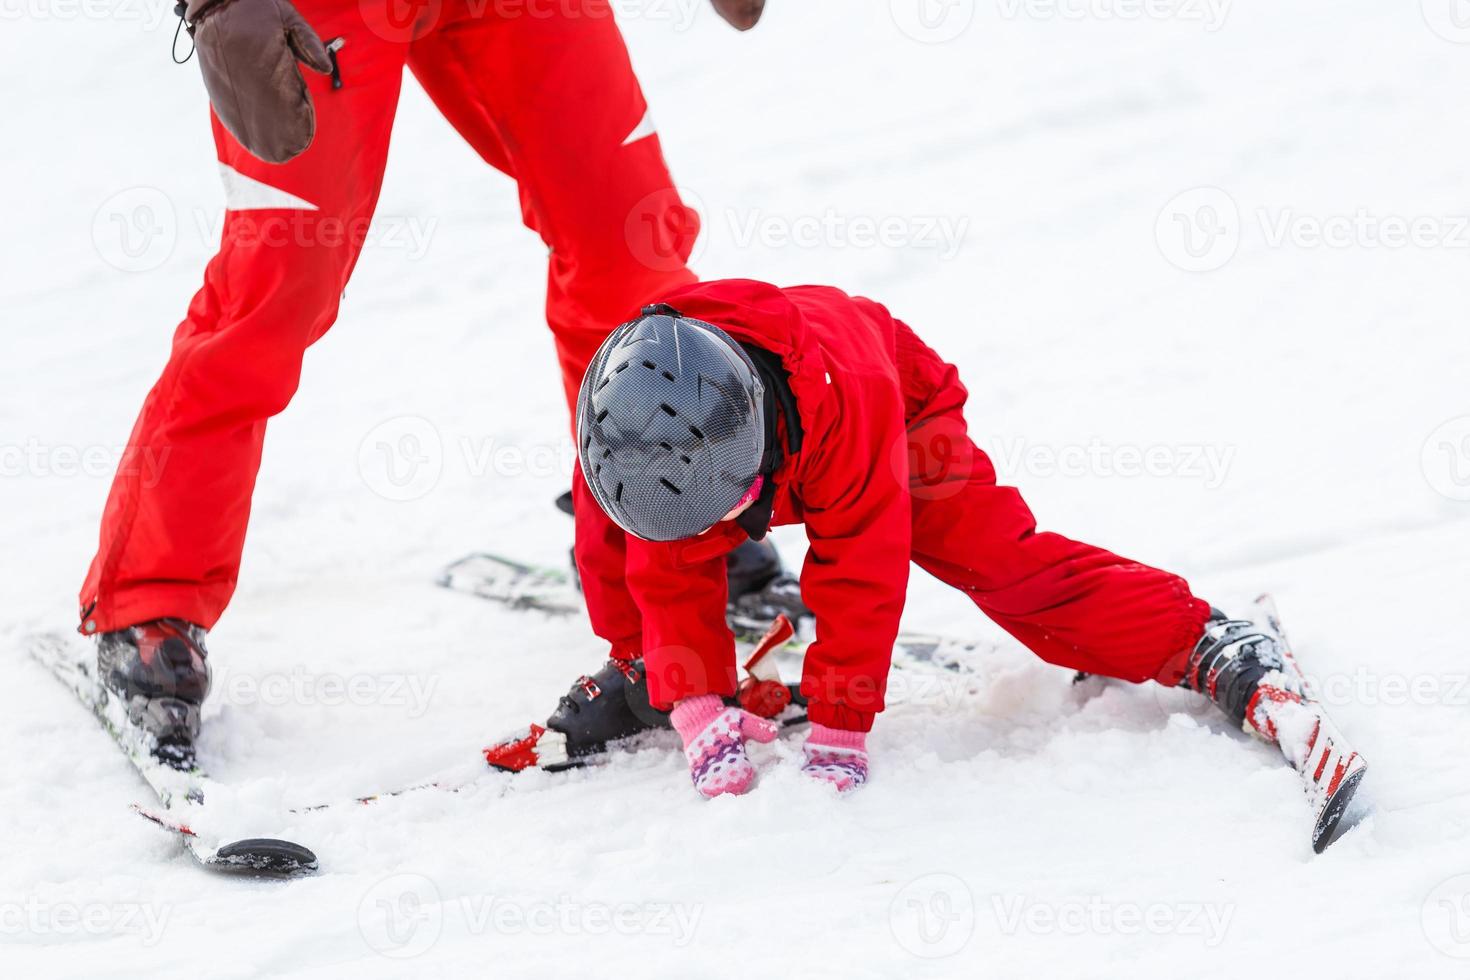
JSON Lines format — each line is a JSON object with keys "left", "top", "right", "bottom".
{"left": 801, "top": 724, "right": 869, "bottom": 793}
{"left": 670, "top": 695, "right": 778, "bottom": 798}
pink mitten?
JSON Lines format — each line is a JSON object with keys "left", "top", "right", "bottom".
{"left": 670, "top": 695, "right": 779, "bottom": 798}
{"left": 802, "top": 724, "right": 869, "bottom": 793}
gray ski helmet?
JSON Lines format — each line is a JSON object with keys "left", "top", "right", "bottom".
{"left": 577, "top": 305, "right": 766, "bottom": 542}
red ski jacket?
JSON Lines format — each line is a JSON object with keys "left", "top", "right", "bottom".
{"left": 575, "top": 279, "right": 916, "bottom": 732}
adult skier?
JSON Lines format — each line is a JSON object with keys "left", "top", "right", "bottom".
{"left": 80, "top": 0, "right": 782, "bottom": 759}
{"left": 510, "top": 280, "right": 1366, "bottom": 849}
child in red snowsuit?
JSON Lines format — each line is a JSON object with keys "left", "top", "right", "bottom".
{"left": 575, "top": 279, "right": 1256, "bottom": 797}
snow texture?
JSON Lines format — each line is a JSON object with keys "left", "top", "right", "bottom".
{"left": 3, "top": 1, "right": 1470, "bottom": 976}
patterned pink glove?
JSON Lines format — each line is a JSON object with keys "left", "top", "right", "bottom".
{"left": 802, "top": 724, "right": 869, "bottom": 793}
{"left": 670, "top": 694, "right": 779, "bottom": 798}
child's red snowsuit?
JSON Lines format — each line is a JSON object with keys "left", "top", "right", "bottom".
{"left": 78, "top": 0, "right": 697, "bottom": 634}
{"left": 574, "top": 279, "right": 1212, "bottom": 732}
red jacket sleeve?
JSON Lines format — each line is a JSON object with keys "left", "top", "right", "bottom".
{"left": 796, "top": 375, "right": 912, "bottom": 732}
{"left": 576, "top": 464, "right": 741, "bottom": 705}
{"left": 624, "top": 530, "right": 742, "bottom": 709}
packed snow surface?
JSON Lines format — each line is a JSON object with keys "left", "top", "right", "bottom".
{"left": 3, "top": 1, "right": 1469, "bottom": 976}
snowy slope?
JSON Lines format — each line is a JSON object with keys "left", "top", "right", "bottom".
{"left": 4, "top": 0, "right": 1470, "bottom": 976}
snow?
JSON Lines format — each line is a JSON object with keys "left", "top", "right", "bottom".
{"left": 3, "top": 0, "right": 1470, "bottom": 976}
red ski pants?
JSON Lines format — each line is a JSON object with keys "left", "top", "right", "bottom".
{"left": 897, "top": 324, "right": 1210, "bottom": 686}
{"left": 79, "top": 0, "right": 697, "bottom": 634}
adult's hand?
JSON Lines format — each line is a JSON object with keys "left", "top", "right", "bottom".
{"left": 710, "top": 0, "right": 765, "bottom": 31}
{"left": 184, "top": 0, "right": 336, "bottom": 164}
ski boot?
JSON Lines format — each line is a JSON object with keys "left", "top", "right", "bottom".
{"left": 1183, "top": 607, "right": 1368, "bottom": 851}
{"left": 556, "top": 490, "right": 808, "bottom": 631}
{"left": 484, "top": 657, "right": 671, "bottom": 773}
{"left": 96, "top": 619, "right": 211, "bottom": 769}
{"left": 726, "top": 538, "right": 811, "bottom": 640}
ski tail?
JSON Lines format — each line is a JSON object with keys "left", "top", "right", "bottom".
{"left": 28, "top": 631, "right": 320, "bottom": 877}
{"left": 1250, "top": 596, "right": 1371, "bottom": 853}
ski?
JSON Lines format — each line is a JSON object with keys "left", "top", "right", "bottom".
{"left": 27, "top": 631, "right": 319, "bottom": 877}
{"left": 437, "top": 552, "right": 581, "bottom": 617}
{"left": 1251, "top": 595, "right": 1371, "bottom": 853}
{"left": 438, "top": 551, "right": 988, "bottom": 669}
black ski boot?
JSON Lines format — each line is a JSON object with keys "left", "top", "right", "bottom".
{"left": 1182, "top": 605, "right": 1368, "bottom": 852}
{"left": 1180, "top": 608, "right": 1303, "bottom": 733}
{"left": 554, "top": 491, "right": 811, "bottom": 634}
{"left": 96, "top": 619, "right": 211, "bottom": 769}
{"left": 484, "top": 657, "right": 670, "bottom": 772}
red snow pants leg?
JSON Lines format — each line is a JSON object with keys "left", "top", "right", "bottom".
{"left": 79, "top": 0, "right": 695, "bottom": 635}
{"left": 896, "top": 324, "right": 1211, "bottom": 684}
{"left": 407, "top": 0, "right": 699, "bottom": 411}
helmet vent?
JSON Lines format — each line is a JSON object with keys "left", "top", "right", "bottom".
{"left": 595, "top": 408, "right": 609, "bottom": 423}
{"left": 643, "top": 360, "right": 657, "bottom": 370}
{"left": 660, "top": 403, "right": 678, "bottom": 417}
{"left": 615, "top": 482, "right": 624, "bottom": 503}
{"left": 659, "top": 478, "right": 683, "bottom": 495}
{"left": 662, "top": 370, "right": 676, "bottom": 382}
{"left": 688, "top": 424, "right": 704, "bottom": 440}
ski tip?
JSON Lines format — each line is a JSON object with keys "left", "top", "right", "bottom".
{"left": 1312, "top": 767, "right": 1370, "bottom": 854}
{"left": 211, "top": 838, "right": 320, "bottom": 877}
